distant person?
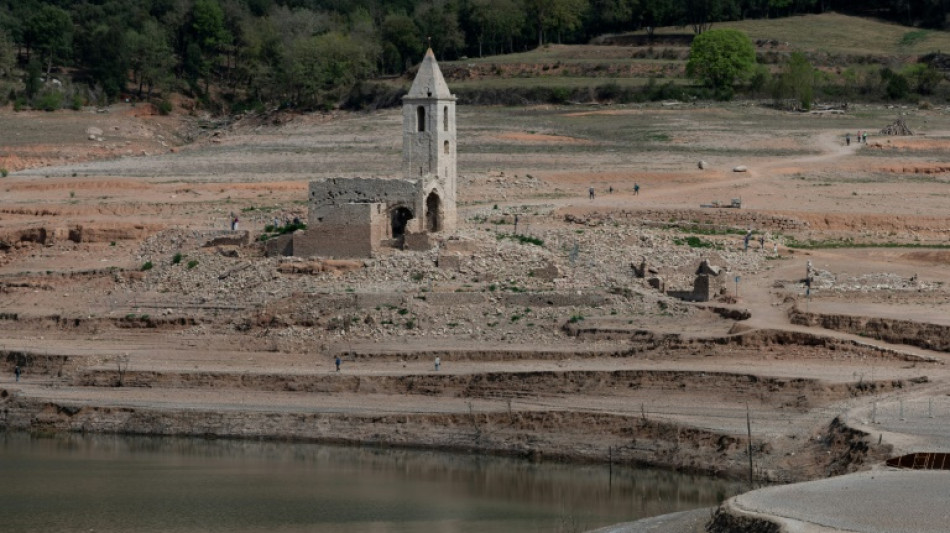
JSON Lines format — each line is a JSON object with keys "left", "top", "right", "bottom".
{"left": 634, "top": 183, "right": 640, "bottom": 195}
{"left": 744, "top": 230, "right": 752, "bottom": 251}
{"left": 589, "top": 187, "right": 595, "bottom": 200}
{"left": 434, "top": 356, "right": 441, "bottom": 371}
{"left": 845, "top": 132, "right": 850, "bottom": 146}
{"left": 863, "top": 132, "right": 867, "bottom": 144}
{"left": 608, "top": 186, "right": 613, "bottom": 194}
{"left": 273, "top": 216, "right": 280, "bottom": 229}
{"left": 759, "top": 235, "right": 765, "bottom": 250}
{"left": 14, "top": 365, "right": 20, "bottom": 382}
{"left": 335, "top": 356, "right": 341, "bottom": 372}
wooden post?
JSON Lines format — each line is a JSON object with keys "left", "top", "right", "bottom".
{"left": 746, "top": 403, "right": 754, "bottom": 489}
{"left": 608, "top": 446, "right": 613, "bottom": 490}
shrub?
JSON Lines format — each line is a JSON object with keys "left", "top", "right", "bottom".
{"left": 157, "top": 99, "right": 173, "bottom": 115}
{"left": 141, "top": 261, "right": 153, "bottom": 271}
{"left": 187, "top": 260, "right": 199, "bottom": 269}
{"left": 0, "top": 168, "right": 7, "bottom": 178}
{"left": 35, "top": 90, "right": 63, "bottom": 111}
{"left": 172, "top": 252, "right": 183, "bottom": 264}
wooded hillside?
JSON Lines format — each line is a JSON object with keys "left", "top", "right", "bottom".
{"left": 0, "top": 0, "right": 947, "bottom": 113}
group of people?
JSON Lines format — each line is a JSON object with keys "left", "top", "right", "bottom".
{"left": 845, "top": 130, "right": 869, "bottom": 146}
{"left": 589, "top": 183, "right": 639, "bottom": 200}
{"left": 744, "top": 230, "right": 777, "bottom": 254}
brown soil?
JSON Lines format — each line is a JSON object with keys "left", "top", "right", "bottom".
{"left": 2, "top": 101, "right": 950, "bottom": 502}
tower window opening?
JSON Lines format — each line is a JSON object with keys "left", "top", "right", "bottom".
{"left": 417, "top": 106, "right": 425, "bottom": 132}
{"left": 444, "top": 106, "right": 448, "bottom": 131}
{"left": 444, "top": 140, "right": 449, "bottom": 154}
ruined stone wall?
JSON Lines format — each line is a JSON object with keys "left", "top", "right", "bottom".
{"left": 296, "top": 203, "right": 386, "bottom": 258}
{"left": 309, "top": 177, "right": 425, "bottom": 232}
{"left": 569, "top": 209, "right": 808, "bottom": 232}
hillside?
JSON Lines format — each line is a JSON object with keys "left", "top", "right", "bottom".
{"left": 392, "top": 13, "right": 950, "bottom": 106}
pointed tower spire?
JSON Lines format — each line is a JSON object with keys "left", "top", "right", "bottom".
{"left": 407, "top": 48, "right": 453, "bottom": 99}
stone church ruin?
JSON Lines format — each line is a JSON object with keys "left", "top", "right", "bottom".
{"left": 289, "top": 49, "right": 458, "bottom": 258}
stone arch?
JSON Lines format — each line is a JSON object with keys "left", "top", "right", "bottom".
{"left": 391, "top": 206, "right": 414, "bottom": 239}
{"left": 417, "top": 106, "right": 426, "bottom": 132}
{"left": 425, "top": 192, "right": 442, "bottom": 232}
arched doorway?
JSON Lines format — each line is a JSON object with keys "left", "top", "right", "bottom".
{"left": 391, "top": 207, "right": 414, "bottom": 239}
{"left": 425, "top": 192, "right": 442, "bottom": 232}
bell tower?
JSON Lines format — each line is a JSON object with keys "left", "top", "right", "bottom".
{"left": 403, "top": 48, "right": 457, "bottom": 232}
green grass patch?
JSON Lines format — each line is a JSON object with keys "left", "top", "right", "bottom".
{"left": 497, "top": 233, "right": 544, "bottom": 247}
{"left": 785, "top": 237, "right": 950, "bottom": 249}
{"left": 672, "top": 236, "right": 720, "bottom": 249}
{"left": 899, "top": 30, "right": 930, "bottom": 47}
{"left": 668, "top": 224, "right": 747, "bottom": 236}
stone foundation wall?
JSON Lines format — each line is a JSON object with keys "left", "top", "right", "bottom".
{"left": 297, "top": 203, "right": 386, "bottom": 258}
{"left": 570, "top": 208, "right": 809, "bottom": 232}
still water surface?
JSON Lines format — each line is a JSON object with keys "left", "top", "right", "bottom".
{"left": 0, "top": 433, "right": 739, "bottom": 532}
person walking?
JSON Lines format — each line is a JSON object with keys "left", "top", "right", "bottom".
{"left": 845, "top": 132, "right": 850, "bottom": 146}
{"left": 434, "top": 357, "right": 441, "bottom": 371}
{"left": 634, "top": 183, "right": 640, "bottom": 195}
{"left": 588, "top": 187, "right": 595, "bottom": 200}
{"left": 335, "top": 356, "right": 341, "bottom": 372}
{"left": 14, "top": 365, "right": 21, "bottom": 382}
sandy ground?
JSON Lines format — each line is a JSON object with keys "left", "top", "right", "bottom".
{"left": 2, "top": 101, "right": 950, "bottom": 531}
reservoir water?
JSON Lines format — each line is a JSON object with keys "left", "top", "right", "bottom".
{"left": 0, "top": 433, "right": 739, "bottom": 532}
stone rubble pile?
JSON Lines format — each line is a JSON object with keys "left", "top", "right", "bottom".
{"left": 123, "top": 217, "right": 775, "bottom": 345}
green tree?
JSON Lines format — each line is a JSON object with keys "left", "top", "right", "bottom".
{"left": 127, "top": 19, "right": 175, "bottom": 99}
{"left": 903, "top": 63, "right": 942, "bottom": 95}
{"left": 0, "top": 28, "right": 14, "bottom": 81}
{"left": 24, "top": 57, "right": 42, "bottom": 99}
{"left": 467, "top": 0, "right": 525, "bottom": 56}
{"left": 770, "top": 52, "right": 815, "bottom": 110}
{"left": 686, "top": 28, "right": 756, "bottom": 93}
{"left": 192, "top": 0, "right": 230, "bottom": 53}
{"left": 880, "top": 67, "right": 909, "bottom": 100}
{"left": 525, "top": 0, "right": 589, "bottom": 46}
{"left": 548, "top": 0, "right": 588, "bottom": 43}
{"left": 233, "top": 15, "right": 285, "bottom": 105}
{"left": 284, "top": 31, "right": 375, "bottom": 109}
{"left": 638, "top": 0, "right": 674, "bottom": 38}
{"left": 84, "top": 24, "right": 129, "bottom": 98}
{"left": 415, "top": 1, "right": 465, "bottom": 59}
{"left": 681, "top": 0, "right": 737, "bottom": 34}
{"left": 188, "top": 0, "right": 232, "bottom": 92}
{"left": 23, "top": 4, "right": 72, "bottom": 75}
{"left": 587, "top": 0, "right": 633, "bottom": 35}
{"left": 381, "top": 13, "right": 421, "bottom": 72}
